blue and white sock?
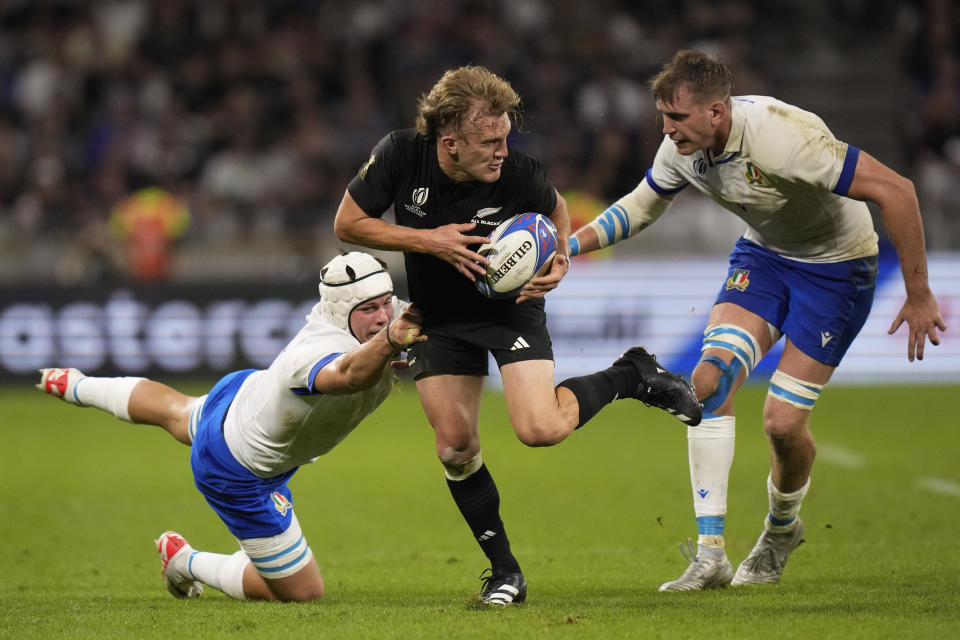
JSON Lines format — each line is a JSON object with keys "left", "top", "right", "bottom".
{"left": 186, "top": 550, "right": 249, "bottom": 601}
{"left": 74, "top": 376, "right": 144, "bottom": 422}
{"left": 688, "top": 415, "right": 736, "bottom": 551}
{"left": 765, "top": 474, "right": 809, "bottom": 533}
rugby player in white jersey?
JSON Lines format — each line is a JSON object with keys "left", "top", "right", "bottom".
{"left": 36, "top": 251, "right": 426, "bottom": 602}
{"left": 570, "top": 50, "right": 946, "bottom": 591}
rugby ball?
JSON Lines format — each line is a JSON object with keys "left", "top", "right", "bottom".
{"left": 475, "top": 212, "right": 557, "bottom": 299}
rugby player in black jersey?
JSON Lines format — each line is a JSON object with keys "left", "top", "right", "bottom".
{"left": 335, "top": 65, "right": 701, "bottom": 606}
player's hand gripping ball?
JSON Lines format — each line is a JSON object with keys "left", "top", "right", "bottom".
{"left": 474, "top": 212, "right": 557, "bottom": 299}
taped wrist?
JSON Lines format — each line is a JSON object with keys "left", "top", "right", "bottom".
{"left": 586, "top": 181, "right": 671, "bottom": 248}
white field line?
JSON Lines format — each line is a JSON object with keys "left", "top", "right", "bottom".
{"left": 916, "top": 477, "right": 960, "bottom": 498}
{"left": 814, "top": 444, "right": 958, "bottom": 499}
{"left": 816, "top": 443, "right": 866, "bottom": 469}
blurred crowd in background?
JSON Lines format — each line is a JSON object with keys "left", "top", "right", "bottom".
{"left": 0, "top": 0, "right": 957, "bottom": 285}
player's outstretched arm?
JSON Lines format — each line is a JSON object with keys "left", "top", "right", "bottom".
{"left": 334, "top": 191, "right": 489, "bottom": 279}
{"left": 313, "top": 304, "right": 427, "bottom": 395}
{"left": 846, "top": 151, "right": 946, "bottom": 361}
{"left": 569, "top": 180, "right": 672, "bottom": 256}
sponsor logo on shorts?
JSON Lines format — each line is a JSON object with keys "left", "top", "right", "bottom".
{"left": 821, "top": 331, "right": 834, "bottom": 347}
{"left": 725, "top": 268, "right": 750, "bottom": 292}
{"left": 272, "top": 491, "right": 292, "bottom": 517}
{"left": 510, "top": 336, "right": 530, "bottom": 351}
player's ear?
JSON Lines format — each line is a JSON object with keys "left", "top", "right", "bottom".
{"left": 709, "top": 99, "right": 727, "bottom": 123}
{"left": 440, "top": 135, "right": 458, "bottom": 156}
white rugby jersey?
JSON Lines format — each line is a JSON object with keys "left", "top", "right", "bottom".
{"left": 648, "top": 95, "right": 878, "bottom": 262}
{"left": 222, "top": 298, "right": 401, "bottom": 478}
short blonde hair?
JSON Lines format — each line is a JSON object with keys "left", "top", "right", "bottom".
{"left": 650, "top": 49, "right": 732, "bottom": 106}
{"left": 415, "top": 66, "right": 521, "bottom": 138}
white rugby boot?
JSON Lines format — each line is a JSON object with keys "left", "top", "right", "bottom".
{"left": 659, "top": 539, "right": 733, "bottom": 591}
{"left": 732, "top": 519, "right": 805, "bottom": 585}
{"left": 37, "top": 368, "right": 87, "bottom": 404}
{"left": 155, "top": 531, "right": 203, "bottom": 599}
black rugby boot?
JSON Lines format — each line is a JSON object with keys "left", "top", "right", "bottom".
{"left": 478, "top": 568, "right": 527, "bottom": 606}
{"left": 614, "top": 346, "right": 702, "bottom": 426}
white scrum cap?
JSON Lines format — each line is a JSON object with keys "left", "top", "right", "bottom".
{"left": 318, "top": 252, "right": 393, "bottom": 337}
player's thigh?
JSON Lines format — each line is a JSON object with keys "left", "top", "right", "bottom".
{"left": 763, "top": 338, "right": 835, "bottom": 438}
{"left": 706, "top": 302, "right": 775, "bottom": 346}
{"left": 415, "top": 374, "right": 485, "bottom": 453}
{"left": 228, "top": 501, "right": 321, "bottom": 601}
{"left": 499, "top": 359, "right": 568, "bottom": 442}
{"left": 235, "top": 506, "right": 320, "bottom": 595}
{"left": 128, "top": 379, "right": 198, "bottom": 443}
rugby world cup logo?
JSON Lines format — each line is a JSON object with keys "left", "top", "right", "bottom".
{"left": 412, "top": 187, "right": 429, "bottom": 206}
{"left": 405, "top": 187, "right": 430, "bottom": 217}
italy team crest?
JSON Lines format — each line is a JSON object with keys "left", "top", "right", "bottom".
{"left": 726, "top": 268, "right": 751, "bottom": 291}
{"left": 272, "top": 491, "right": 292, "bottom": 517}
{"left": 745, "top": 162, "right": 766, "bottom": 186}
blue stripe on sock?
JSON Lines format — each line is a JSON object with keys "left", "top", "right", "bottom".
{"left": 696, "top": 515, "right": 725, "bottom": 536}
{"left": 768, "top": 514, "right": 796, "bottom": 527}
{"left": 187, "top": 551, "right": 198, "bottom": 579}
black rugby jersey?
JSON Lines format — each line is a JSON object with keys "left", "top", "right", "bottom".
{"left": 347, "top": 128, "right": 557, "bottom": 319}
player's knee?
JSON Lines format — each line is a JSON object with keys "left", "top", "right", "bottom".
{"left": 693, "top": 358, "right": 739, "bottom": 414}
{"left": 763, "top": 373, "right": 823, "bottom": 449}
{"left": 271, "top": 579, "right": 324, "bottom": 603}
{"left": 509, "top": 408, "right": 567, "bottom": 446}
{"left": 696, "top": 324, "right": 761, "bottom": 414}
{"left": 691, "top": 363, "right": 721, "bottom": 401}
{"left": 438, "top": 444, "right": 478, "bottom": 471}
{"left": 761, "top": 406, "right": 800, "bottom": 443}
{"left": 514, "top": 419, "right": 565, "bottom": 447}
{"left": 290, "top": 583, "right": 325, "bottom": 603}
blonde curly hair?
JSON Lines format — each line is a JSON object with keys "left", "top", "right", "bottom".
{"left": 415, "top": 66, "right": 521, "bottom": 138}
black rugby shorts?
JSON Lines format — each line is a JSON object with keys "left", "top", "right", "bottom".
{"left": 406, "top": 303, "right": 553, "bottom": 378}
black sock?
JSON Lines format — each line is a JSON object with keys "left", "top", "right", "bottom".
{"left": 446, "top": 463, "right": 520, "bottom": 573}
{"left": 558, "top": 363, "right": 640, "bottom": 428}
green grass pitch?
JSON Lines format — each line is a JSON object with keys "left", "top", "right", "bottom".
{"left": 2, "top": 380, "right": 959, "bottom": 639}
